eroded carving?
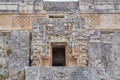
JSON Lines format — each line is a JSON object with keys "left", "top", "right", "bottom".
{"left": 32, "top": 17, "right": 88, "bottom": 67}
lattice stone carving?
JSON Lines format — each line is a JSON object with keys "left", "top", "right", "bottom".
{"left": 79, "top": 14, "right": 100, "bottom": 26}
{"left": 12, "top": 14, "right": 46, "bottom": 28}
{"left": 13, "top": 15, "right": 31, "bottom": 28}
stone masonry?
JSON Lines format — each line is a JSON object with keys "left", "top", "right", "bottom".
{"left": 26, "top": 67, "right": 98, "bottom": 80}
{"left": 0, "top": 31, "right": 30, "bottom": 80}
{"left": 0, "top": 0, "right": 119, "bottom": 80}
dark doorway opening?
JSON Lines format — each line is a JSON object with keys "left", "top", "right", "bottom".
{"left": 52, "top": 47, "right": 66, "bottom": 66}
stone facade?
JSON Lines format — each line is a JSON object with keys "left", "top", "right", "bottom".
{"left": 0, "top": 0, "right": 119, "bottom": 80}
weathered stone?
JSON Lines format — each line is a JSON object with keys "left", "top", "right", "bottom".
{"left": 26, "top": 67, "right": 98, "bottom": 80}
{"left": 0, "top": 0, "right": 120, "bottom": 80}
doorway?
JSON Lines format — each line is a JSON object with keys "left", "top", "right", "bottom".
{"left": 52, "top": 46, "right": 66, "bottom": 66}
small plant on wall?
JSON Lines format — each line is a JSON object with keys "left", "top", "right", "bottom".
{"left": 6, "top": 46, "right": 12, "bottom": 56}
{"left": 0, "top": 74, "right": 9, "bottom": 80}
{"left": 0, "top": 64, "right": 2, "bottom": 68}
{"left": 17, "top": 70, "right": 26, "bottom": 80}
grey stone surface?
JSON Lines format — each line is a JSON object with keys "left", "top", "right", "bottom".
{"left": 26, "top": 67, "right": 99, "bottom": 80}
{"left": 43, "top": 2, "right": 79, "bottom": 12}
{"left": 8, "top": 31, "right": 30, "bottom": 79}
{"left": 0, "top": 0, "right": 120, "bottom": 13}
{"left": 9, "top": 30, "right": 30, "bottom": 71}
{"left": 88, "top": 31, "right": 120, "bottom": 80}
{"left": 0, "top": 32, "right": 10, "bottom": 79}
{"left": 0, "top": 31, "right": 30, "bottom": 80}
{"left": 0, "top": 1, "right": 120, "bottom": 80}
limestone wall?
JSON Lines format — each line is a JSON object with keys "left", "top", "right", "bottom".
{"left": 31, "top": 14, "right": 120, "bottom": 66}
{"left": 0, "top": 14, "right": 12, "bottom": 31}
{"left": 0, "top": 32, "right": 10, "bottom": 79}
{"left": 88, "top": 30, "right": 120, "bottom": 80}
{"left": 31, "top": 17, "right": 89, "bottom": 67}
{"left": 28, "top": 29, "right": 120, "bottom": 80}
{"left": 0, "top": 1, "right": 119, "bottom": 13}
{"left": 0, "top": 1, "right": 119, "bottom": 80}
{"left": 0, "top": 31, "right": 30, "bottom": 80}
{"left": 43, "top": 2, "right": 79, "bottom": 12}
{"left": 26, "top": 67, "right": 98, "bottom": 80}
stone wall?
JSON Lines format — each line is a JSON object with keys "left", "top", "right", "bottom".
{"left": 0, "top": 1, "right": 119, "bottom": 80}
{"left": 43, "top": 2, "right": 79, "bottom": 12}
{"left": 30, "top": 15, "right": 120, "bottom": 79}
{"left": 0, "top": 1, "right": 119, "bottom": 13}
{"left": 88, "top": 30, "right": 120, "bottom": 80}
{"left": 27, "top": 30, "right": 120, "bottom": 80}
{"left": 31, "top": 17, "right": 88, "bottom": 67}
{"left": 0, "top": 31, "right": 30, "bottom": 80}
{"left": 0, "top": 13, "right": 119, "bottom": 80}
{"left": 26, "top": 67, "right": 98, "bottom": 80}
{"left": 0, "top": 32, "right": 10, "bottom": 79}
{"left": 31, "top": 13, "right": 120, "bottom": 66}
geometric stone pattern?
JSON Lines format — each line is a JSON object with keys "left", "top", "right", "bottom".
{"left": 12, "top": 15, "right": 31, "bottom": 28}
{"left": 12, "top": 14, "right": 47, "bottom": 29}
{"left": 82, "top": 14, "right": 100, "bottom": 26}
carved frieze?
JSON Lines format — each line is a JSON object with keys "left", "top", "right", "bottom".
{"left": 32, "top": 17, "right": 88, "bottom": 66}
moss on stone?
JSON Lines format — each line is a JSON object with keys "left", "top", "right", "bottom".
{"left": 2, "top": 33, "right": 7, "bottom": 36}
{"left": 0, "top": 64, "right": 2, "bottom": 68}
{"left": 6, "top": 46, "right": 12, "bottom": 56}
{"left": 17, "top": 71, "right": 21, "bottom": 75}
{"left": 17, "top": 70, "right": 26, "bottom": 80}
{"left": 0, "top": 54, "right": 2, "bottom": 57}
{"left": 0, "top": 74, "right": 9, "bottom": 79}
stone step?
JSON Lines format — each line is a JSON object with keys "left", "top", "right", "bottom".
{"left": 26, "top": 67, "right": 99, "bottom": 80}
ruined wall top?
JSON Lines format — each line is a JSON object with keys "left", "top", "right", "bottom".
{"left": 0, "top": 0, "right": 119, "bottom": 13}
